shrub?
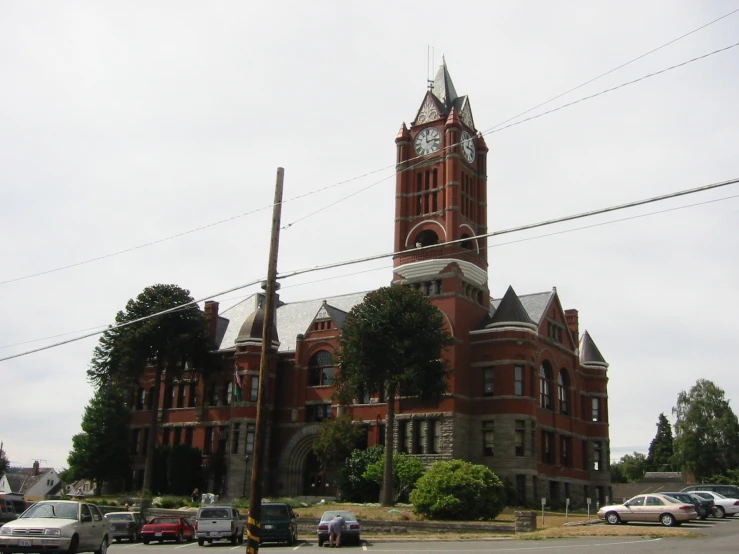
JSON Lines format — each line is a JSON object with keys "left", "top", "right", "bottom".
{"left": 338, "top": 446, "right": 384, "bottom": 502}
{"left": 364, "top": 452, "right": 426, "bottom": 502}
{"left": 158, "top": 496, "right": 189, "bottom": 509}
{"left": 409, "top": 459, "right": 505, "bottom": 520}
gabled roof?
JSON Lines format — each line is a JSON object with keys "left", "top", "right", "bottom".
{"left": 487, "top": 286, "right": 535, "bottom": 328}
{"left": 5, "top": 468, "right": 54, "bottom": 494}
{"left": 219, "top": 291, "right": 368, "bottom": 352}
{"left": 491, "top": 290, "right": 554, "bottom": 325}
{"left": 580, "top": 330, "right": 608, "bottom": 366}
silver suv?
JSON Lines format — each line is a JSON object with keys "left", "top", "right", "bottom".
{"left": 681, "top": 484, "right": 739, "bottom": 499}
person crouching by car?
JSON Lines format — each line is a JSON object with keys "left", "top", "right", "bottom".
{"left": 329, "top": 514, "right": 346, "bottom": 547}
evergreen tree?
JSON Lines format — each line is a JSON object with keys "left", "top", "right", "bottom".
{"left": 66, "top": 385, "right": 131, "bottom": 495}
{"left": 333, "top": 286, "right": 453, "bottom": 506}
{"left": 647, "top": 413, "right": 675, "bottom": 471}
{"left": 672, "top": 379, "right": 739, "bottom": 480}
{"left": 87, "top": 284, "right": 211, "bottom": 493}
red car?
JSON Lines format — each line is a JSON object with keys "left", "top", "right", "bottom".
{"left": 141, "top": 516, "right": 195, "bottom": 544}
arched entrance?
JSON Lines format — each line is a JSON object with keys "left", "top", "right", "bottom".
{"left": 303, "top": 451, "right": 337, "bottom": 497}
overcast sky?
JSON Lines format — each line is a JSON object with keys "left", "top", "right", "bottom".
{"left": 1, "top": 1, "right": 738, "bottom": 470}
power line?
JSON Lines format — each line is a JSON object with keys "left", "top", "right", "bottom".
{"left": 4, "top": 17, "right": 737, "bottom": 287}
{"left": 2, "top": 176, "right": 736, "bottom": 363}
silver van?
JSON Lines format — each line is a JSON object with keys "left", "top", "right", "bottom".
{"left": 681, "top": 484, "right": 739, "bottom": 499}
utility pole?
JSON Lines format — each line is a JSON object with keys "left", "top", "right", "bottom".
{"left": 246, "top": 168, "right": 284, "bottom": 554}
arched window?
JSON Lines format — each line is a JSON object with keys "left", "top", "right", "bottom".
{"left": 558, "top": 369, "right": 570, "bottom": 415}
{"left": 309, "top": 350, "right": 334, "bottom": 387}
{"left": 460, "top": 233, "right": 473, "bottom": 250}
{"left": 539, "top": 361, "right": 552, "bottom": 410}
{"left": 414, "top": 229, "right": 439, "bottom": 248}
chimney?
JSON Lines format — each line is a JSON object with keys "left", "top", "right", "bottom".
{"left": 565, "top": 309, "right": 579, "bottom": 343}
{"left": 32, "top": 460, "right": 40, "bottom": 476}
{"left": 204, "top": 300, "right": 220, "bottom": 343}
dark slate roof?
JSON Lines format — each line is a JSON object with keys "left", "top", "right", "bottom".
{"left": 580, "top": 330, "right": 607, "bottom": 365}
{"left": 488, "top": 286, "right": 534, "bottom": 327}
{"left": 219, "top": 291, "right": 368, "bottom": 352}
{"left": 5, "top": 468, "right": 53, "bottom": 494}
{"left": 234, "top": 303, "right": 279, "bottom": 345}
{"left": 324, "top": 303, "right": 349, "bottom": 329}
{"left": 431, "top": 60, "right": 458, "bottom": 109}
{"left": 491, "top": 290, "right": 553, "bottom": 325}
{"left": 6, "top": 474, "right": 25, "bottom": 493}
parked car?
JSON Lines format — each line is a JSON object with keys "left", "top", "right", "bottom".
{"left": 0, "top": 494, "right": 27, "bottom": 524}
{"left": 690, "top": 491, "right": 739, "bottom": 518}
{"left": 0, "top": 499, "right": 110, "bottom": 553}
{"left": 141, "top": 516, "right": 194, "bottom": 544}
{"left": 194, "top": 505, "right": 244, "bottom": 546}
{"left": 317, "top": 510, "right": 361, "bottom": 546}
{"left": 104, "top": 511, "right": 145, "bottom": 542}
{"left": 682, "top": 484, "right": 739, "bottom": 499}
{"left": 661, "top": 492, "right": 710, "bottom": 520}
{"left": 259, "top": 502, "right": 299, "bottom": 545}
{"left": 597, "top": 493, "right": 697, "bottom": 527}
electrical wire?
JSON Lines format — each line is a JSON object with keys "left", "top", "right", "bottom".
{"left": 2, "top": 176, "right": 736, "bottom": 363}
{"left": 3, "top": 14, "right": 737, "bottom": 287}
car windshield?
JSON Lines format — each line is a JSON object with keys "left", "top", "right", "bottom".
{"left": 320, "top": 511, "right": 356, "bottom": 523}
{"left": 22, "top": 502, "right": 78, "bottom": 520}
{"left": 150, "top": 518, "right": 180, "bottom": 525}
{"left": 199, "top": 509, "right": 230, "bottom": 519}
{"left": 262, "top": 506, "right": 288, "bottom": 518}
{"left": 662, "top": 495, "right": 682, "bottom": 503}
{"left": 106, "top": 514, "right": 133, "bottom": 521}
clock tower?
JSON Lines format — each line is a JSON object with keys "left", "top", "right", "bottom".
{"left": 393, "top": 60, "right": 490, "bottom": 311}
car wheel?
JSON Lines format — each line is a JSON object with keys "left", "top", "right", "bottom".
{"left": 94, "top": 537, "right": 108, "bottom": 554}
{"left": 176, "top": 531, "right": 184, "bottom": 544}
{"left": 114, "top": 538, "right": 121, "bottom": 543}
{"left": 65, "top": 534, "right": 80, "bottom": 554}
{"left": 238, "top": 533, "right": 244, "bottom": 544}
{"left": 318, "top": 537, "right": 324, "bottom": 547}
{"left": 716, "top": 506, "right": 726, "bottom": 518}
{"left": 198, "top": 538, "right": 205, "bottom": 546}
{"left": 230, "top": 533, "right": 238, "bottom": 545}
{"left": 605, "top": 512, "right": 620, "bottom": 525}
{"left": 143, "top": 538, "right": 150, "bottom": 545}
{"left": 132, "top": 531, "right": 139, "bottom": 542}
{"left": 660, "top": 513, "right": 676, "bottom": 527}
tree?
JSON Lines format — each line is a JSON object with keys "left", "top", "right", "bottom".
{"left": 364, "top": 452, "right": 426, "bottom": 502}
{"left": 338, "top": 446, "right": 384, "bottom": 502}
{"left": 672, "top": 379, "right": 739, "bottom": 480}
{"left": 87, "top": 284, "right": 211, "bottom": 493}
{"left": 609, "top": 462, "right": 627, "bottom": 483}
{"left": 618, "top": 452, "right": 647, "bottom": 482}
{"left": 0, "top": 448, "right": 8, "bottom": 476}
{"left": 409, "top": 459, "right": 505, "bottom": 520}
{"left": 333, "top": 286, "right": 453, "bottom": 505}
{"left": 313, "top": 415, "right": 367, "bottom": 473}
{"left": 647, "top": 413, "right": 675, "bottom": 471}
{"left": 66, "top": 385, "right": 131, "bottom": 495}
{"left": 167, "top": 445, "right": 203, "bottom": 496}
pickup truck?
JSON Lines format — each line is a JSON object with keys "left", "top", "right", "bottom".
{"left": 194, "top": 506, "right": 244, "bottom": 546}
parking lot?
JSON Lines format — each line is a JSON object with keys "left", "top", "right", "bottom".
{"left": 106, "top": 515, "right": 739, "bottom": 554}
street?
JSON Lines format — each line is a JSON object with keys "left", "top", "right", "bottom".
{"left": 108, "top": 516, "right": 739, "bottom": 554}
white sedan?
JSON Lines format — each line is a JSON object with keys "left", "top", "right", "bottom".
{"left": 0, "top": 500, "right": 111, "bottom": 553}
{"left": 691, "top": 491, "right": 739, "bottom": 518}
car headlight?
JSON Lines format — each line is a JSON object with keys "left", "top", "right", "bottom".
{"left": 0, "top": 526, "right": 11, "bottom": 536}
{"left": 43, "top": 528, "right": 62, "bottom": 536}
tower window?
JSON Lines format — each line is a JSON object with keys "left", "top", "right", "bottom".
{"left": 414, "top": 229, "right": 439, "bottom": 248}
{"left": 460, "top": 234, "right": 473, "bottom": 250}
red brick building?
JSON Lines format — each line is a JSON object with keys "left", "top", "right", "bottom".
{"left": 128, "top": 62, "right": 611, "bottom": 507}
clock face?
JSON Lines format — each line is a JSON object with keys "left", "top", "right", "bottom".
{"left": 460, "top": 131, "right": 476, "bottom": 163}
{"left": 414, "top": 127, "right": 441, "bottom": 156}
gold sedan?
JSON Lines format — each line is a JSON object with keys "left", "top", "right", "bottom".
{"left": 597, "top": 493, "right": 698, "bottom": 526}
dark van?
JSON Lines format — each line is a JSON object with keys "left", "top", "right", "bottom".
{"left": 0, "top": 493, "right": 27, "bottom": 523}
{"left": 259, "top": 502, "right": 298, "bottom": 546}
{"left": 681, "top": 484, "right": 739, "bottom": 499}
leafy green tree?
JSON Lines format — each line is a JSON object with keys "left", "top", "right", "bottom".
{"left": 167, "top": 444, "right": 203, "bottom": 495}
{"left": 333, "top": 286, "right": 453, "bottom": 505}
{"left": 153, "top": 445, "right": 171, "bottom": 494}
{"left": 87, "top": 284, "right": 211, "bottom": 492}
{"left": 609, "top": 462, "right": 627, "bottom": 483}
{"left": 410, "top": 459, "right": 505, "bottom": 520}
{"left": 338, "top": 446, "right": 384, "bottom": 502}
{"left": 313, "top": 415, "right": 367, "bottom": 472}
{"left": 647, "top": 413, "right": 675, "bottom": 471}
{"left": 672, "top": 379, "right": 739, "bottom": 480}
{"left": 616, "top": 452, "right": 647, "bottom": 482}
{"left": 66, "top": 385, "right": 131, "bottom": 495}
{"left": 364, "top": 452, "right": 426, "bottom": 502}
